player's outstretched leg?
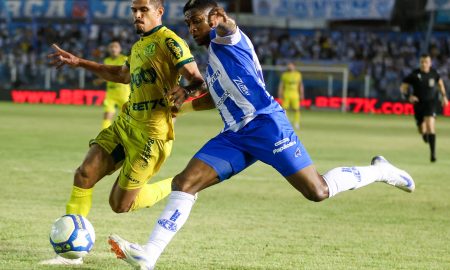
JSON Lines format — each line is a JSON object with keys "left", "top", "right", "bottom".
{"left": 289, "top": 156, "right": 415, "bottom": 200}
{"left": 109, "top": 234, "right": 153, "bottom": 270}
{"left": 370, "top": 156, "right": 415, "bottom": 192}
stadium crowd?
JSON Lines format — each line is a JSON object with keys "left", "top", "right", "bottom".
{"left": 1, "top": 22, "right": 449, "bottom": 100}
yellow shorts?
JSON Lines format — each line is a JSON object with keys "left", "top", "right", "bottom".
{"left": 90, "top": 116, "right": 173, "bottom": 190}
{"left": 104, "top": 90, "right": 130, "bottom": 113}
{"left": 282, "top": 92, "right": 300, "bottom": 110}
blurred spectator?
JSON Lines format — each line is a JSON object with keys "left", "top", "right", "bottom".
{"left": 0, "top": 21, "right": 449, "bottom": 101}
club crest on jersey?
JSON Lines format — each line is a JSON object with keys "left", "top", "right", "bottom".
{"left": 233, "top": 77, "right": 250, "bottom": 96}
{"left": 429, "top": 78, "right": 435, "bottom": 87}
{"left": 165, "top": 38, "right": 183, "bottom": 59}
{"left": 144, "top": 43, "right": 156, "bottom": 57}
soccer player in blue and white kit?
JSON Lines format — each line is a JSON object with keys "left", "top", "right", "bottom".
{"left": 108, "top": 1, "right": 415, "bottom": 269}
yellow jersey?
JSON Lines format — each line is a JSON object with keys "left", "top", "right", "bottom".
{"left": 281, "top": 70, "right": 302, "bottom": 94}
{"left": 104, "top": 54, "right": 131, "bottom": 93}
{"left": 124, "top": 25, "right": 194, "bottom": 140}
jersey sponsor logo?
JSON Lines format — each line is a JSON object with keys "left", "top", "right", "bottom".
{"left": 141, "top": 138, "right": 155, "bottom": 165}
{"left": 274, "top": 138, "right": 290, "bottom": 147}
{"left": 125, "top": 174, "right": 140, "bottom": 184}
{"left": 273, "top": 139, "right": 297, "bottom": 154}
{"left": 157, "top": 209, "right": 181, "bottom": 232}
{"left": 207, "top": 70, "right": 221, "bottom": 88}
{"left": 144, "top": 43, "right": 156, "bottom": 57}
{"left": 165, "top": 38, "right": 183, "bottom": 59}
{"left": 216, "top": 90, "right": 231, "bottom": 108}
{"left": 233, "top": 77, "right": 250, "bottom": 96}
{"left": 130, "top": 67, "right": 157, "bottom": 88}
{"left": 132, "top": 98, "right": 167, "bottom": 111}
{"left": 295, "top": 147, "right": 302, "bottom": 157}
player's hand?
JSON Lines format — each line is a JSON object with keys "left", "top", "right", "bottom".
{"left": 171, "top": 105, "right": 180, "bottom": 117}
{"left": 48, "top": 44, "right": 80, "bottom": 69}
{"left": 408, "top": 95, "right": 419, "bottom": 104}
{"left": 168, "top": 85, "right": 189, "bottom": 109}
{"left": 442, "top": 96, "right": 449, "bottom": 107}
{"left": 208, "top": 7, "right": 228, "bottom": 28}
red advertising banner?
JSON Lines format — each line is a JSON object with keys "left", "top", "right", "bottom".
{"left": 11, "top": 89, "right": 105, "bottom": 105}
{"left": 8, "top": 89, "right": 450, "bottom": 117}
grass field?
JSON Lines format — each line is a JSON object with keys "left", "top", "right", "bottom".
{"left": 0, "top": 102, "right": 449, "bottom": 270}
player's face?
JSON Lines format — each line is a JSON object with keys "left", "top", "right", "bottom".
{"left": 184, "top": 8, "right": 212, "bottom": 47}
{"left": 287, "top": 63, "right": 295, "bottom": 71}
{"left": 420, "top": 56, "right": 432, "bottom": 73}
{"left": 131, "top": 0, "right": 164, "bottom": 35}
{"left": 108, "top": 42, "right": 121, "bottom": 57}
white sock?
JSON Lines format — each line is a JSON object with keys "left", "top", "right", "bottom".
{"left": 144, "top": 191, "right": 196, "bottom": 266}
{"left": 323, "top": 166, "right": 382, "bottom": 197}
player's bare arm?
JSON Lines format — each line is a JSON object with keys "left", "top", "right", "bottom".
{"left": 438, "top": 78, "right": 449, "bottom": 107}
{"left": 400, "top": 82, "right": 418, "bottom": 103}
{"left": 48, "top": 44, "right": 131, "bottom": 84}
{"left": 300, "top": 82, "right": 305, "bottom": 100}
{"left": 171, "top": 91, "right": 215, "bottom": 117}
{"left": 278, "top": 81, "right": 284, "bottom": 99}
{"left": 208, "top": 7, "right": 236, "bottom": 37}
{"left": 169, "top": 62, "right": 206, "bottom": 107}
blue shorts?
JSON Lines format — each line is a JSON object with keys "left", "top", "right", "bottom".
{"left": 194, "top": 111, "right": 313, "bottom": 181}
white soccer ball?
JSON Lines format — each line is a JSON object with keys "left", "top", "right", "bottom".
{"left": 49, "top": 214, "right": 95, "bottom": 259}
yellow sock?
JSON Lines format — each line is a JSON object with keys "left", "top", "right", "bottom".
{"left": 102, "top": 119, "right": 112, "bottom": 129}
{"left": 66, "top": 186, "right": 93, "bottom": 217}
{"left": 130, "top": 178, "right": 173, "bottom": 211}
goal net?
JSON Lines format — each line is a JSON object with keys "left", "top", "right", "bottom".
{"left": 262, "top": 64, "right": 349, "bottom": 112}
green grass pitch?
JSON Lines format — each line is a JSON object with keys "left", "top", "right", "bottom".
{"left": 0, "top": 102, "right": 449, "bottom": 270}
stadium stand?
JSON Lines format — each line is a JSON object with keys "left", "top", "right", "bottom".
{"left": 0, "top": 0, "right": 449, "bottom": 103}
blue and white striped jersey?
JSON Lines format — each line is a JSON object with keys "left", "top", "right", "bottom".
{"left": 206, "top": 27, "right": 283, "bottom": 132}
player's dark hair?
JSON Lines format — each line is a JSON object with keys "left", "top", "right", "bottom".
{"left": 183, "top": 0, "right": 218, "bottom": 14}
{"left": 149, "top": 0, "right": 164, "bottom": 8}
{"left": 420, "top": 53, "right": 431, "bottom": 58}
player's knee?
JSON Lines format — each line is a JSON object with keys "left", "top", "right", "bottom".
{"left": 172, "top": 171, "right": 200, "bottom": 193}
{"left": 109, "top": 199, "right": 131, "bottom": 213}
{"left": 172, "top": 174, "right": 192, "bottom": 192}
{"left": 305, "top": 185, "right": 328, "bottom": 202}
{"left": 74, "top": 166, "right": 96, "bottom": 189}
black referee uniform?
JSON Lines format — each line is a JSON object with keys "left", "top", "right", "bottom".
{"left": 402, "top": 67, "right": 441, "bottom": 161}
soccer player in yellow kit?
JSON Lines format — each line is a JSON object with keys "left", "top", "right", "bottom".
{"left": 42, "top": 0, "right": 204, "bottom": 265}
{"left": 95, "top": 41, "right": 131, "bottom": 129}
{"left": 100, "top": 41, "right": 131, "bottom": 128}
{"left": 278, "top": 62, "right": 304, "bottom": 130}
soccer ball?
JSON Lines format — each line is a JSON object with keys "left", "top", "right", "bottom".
{"left": 49, "top": 214, "right": 95, "bottom": 259}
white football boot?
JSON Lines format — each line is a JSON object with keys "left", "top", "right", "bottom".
{"left": 38, "top": 255, "right": 83, "bottom": 265}
{"left": 108, "top": 234, "right": 154, "bottom": 270}
{"left": 371, "top": 156, "right": 415, "bottom": 192}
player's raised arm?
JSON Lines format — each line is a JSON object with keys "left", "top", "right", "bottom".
{"left": 208, "top": 7, "right": 236, "bottom": 37}
{"left": 48, "top": 44, "right": 131, "bottom": 84}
